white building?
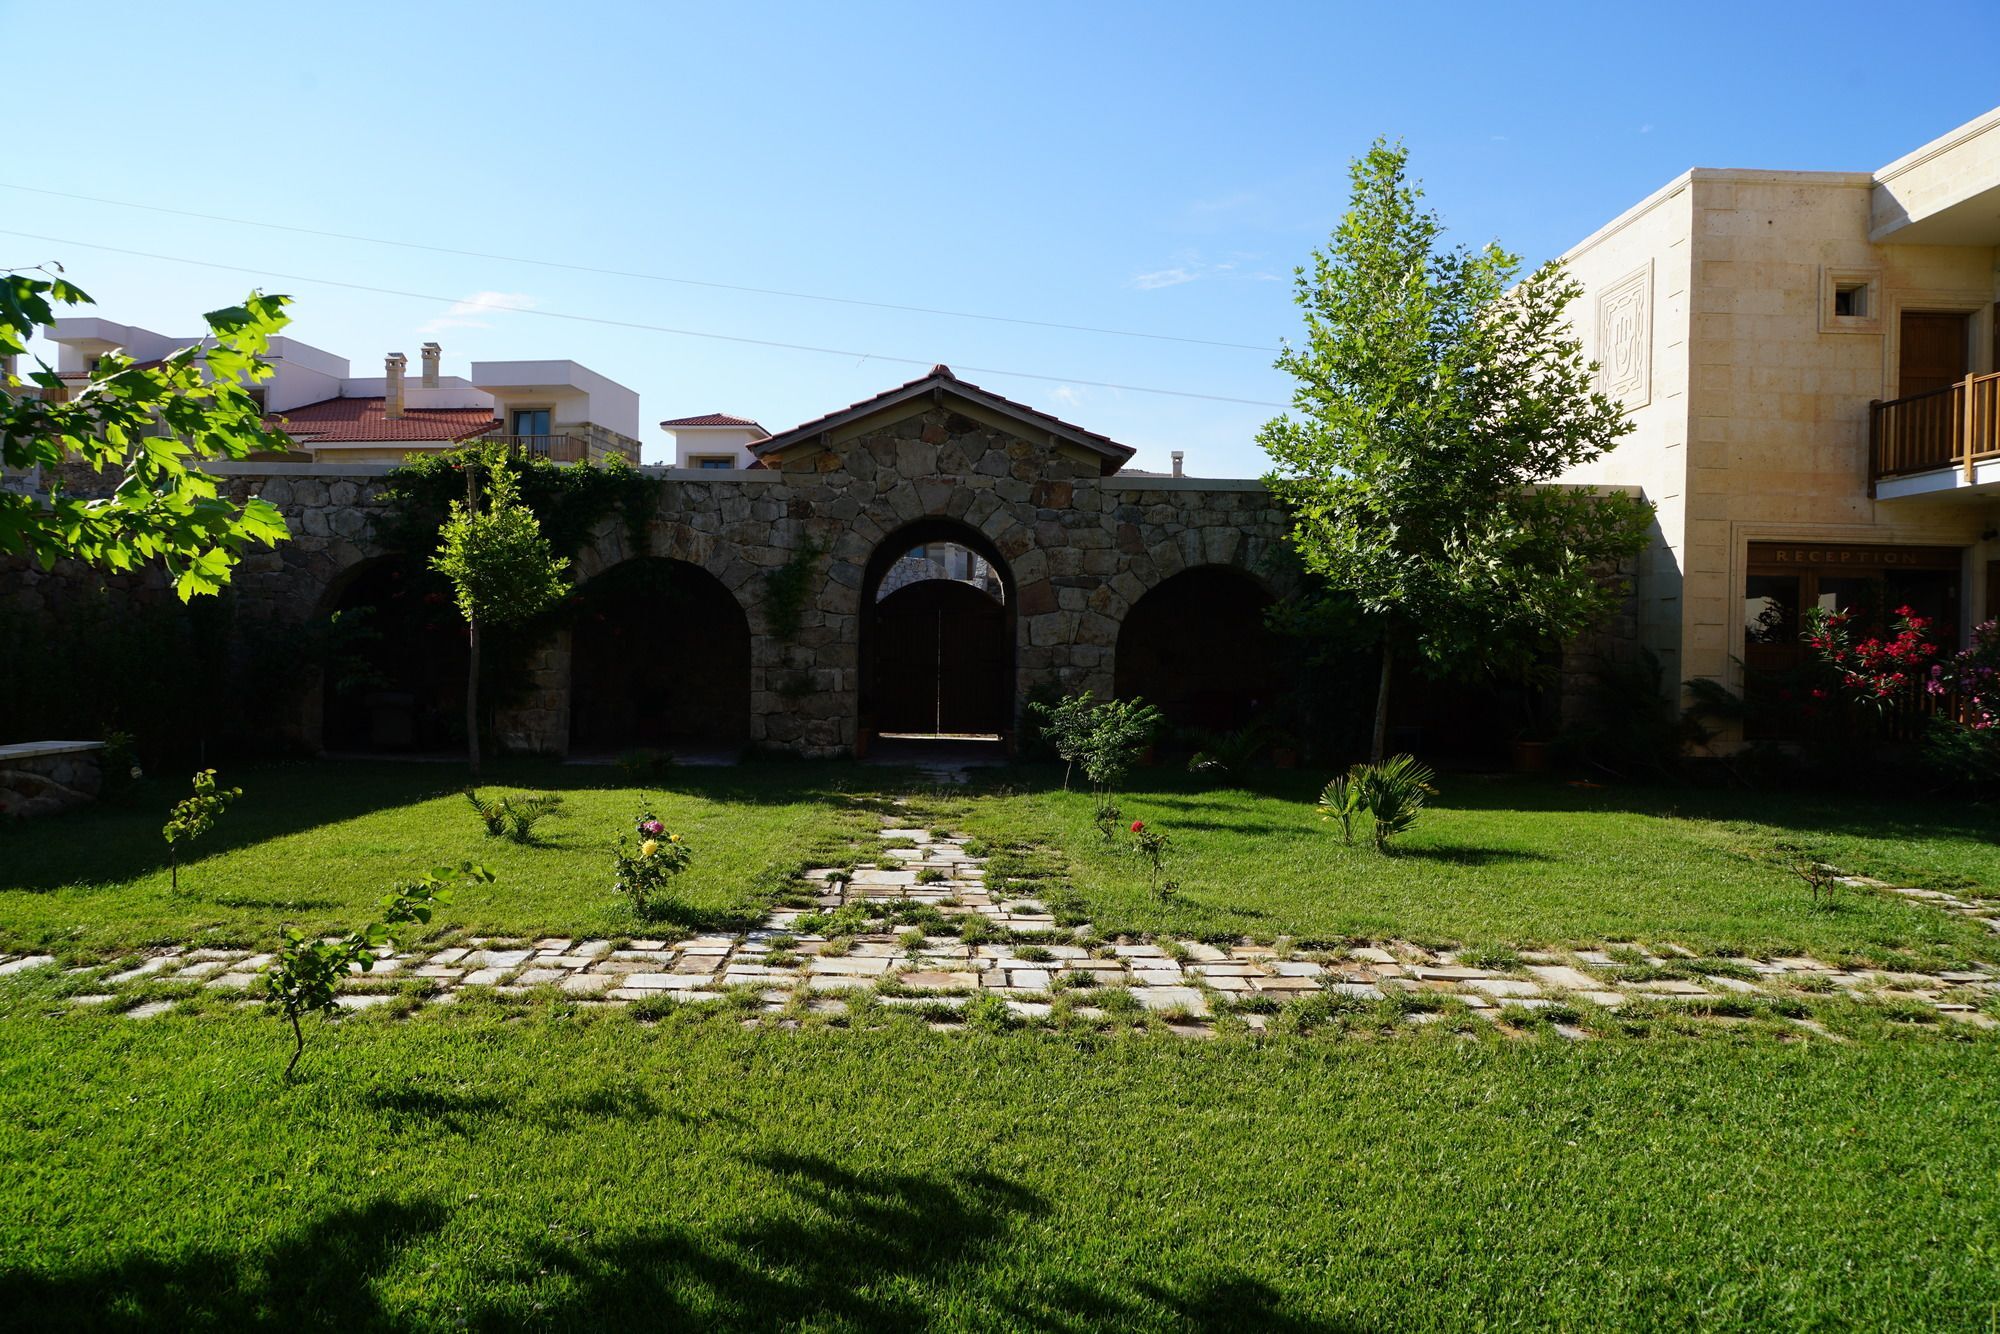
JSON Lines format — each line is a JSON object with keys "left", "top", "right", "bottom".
{"left": 44, "top": 321, "right": 642, "bottom": 465}
{"left": 658, "top": 413, "right": 769, "bottom": 469}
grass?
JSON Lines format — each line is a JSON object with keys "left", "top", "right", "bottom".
{"left": 6, "top": 761, "right": 2000, "bottom": 1326}
{"left": 3, "top": 761, "right": 1997, "bottom": 968}
{"left": 0, "top": 761, "right": 878, "bottom": 954}
{"left": 0, "top": 993, "right": 1994, "bottom": 1329}
{"left": 937, "top": 768, "right": 2000, "bottom": 964}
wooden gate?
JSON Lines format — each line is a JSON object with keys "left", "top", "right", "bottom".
{"left": 869, "top": 581, "right": 1009, "bottom": 735}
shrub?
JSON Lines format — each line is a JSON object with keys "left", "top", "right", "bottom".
{"left": 465, "top": 789, "right": 565, "bottom": 844}
{"left": 612, "top": 809, "right": 693, "bottom": 919}
{"left": 162, "top": 769, "right": 241, "bottom": 895}
{"left": 1318, "top": 754, "right": 1436, "bottom": 852}
{"left": 1127, "top": 819, "right": 1177, "bottom": 902}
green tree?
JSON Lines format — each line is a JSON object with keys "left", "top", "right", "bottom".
{"left": 162, "top": 768, "right": 241, "bottom": 895}
{"left": 430, "top": 454, "right": 569, "bottom": 778}
{"left": 1260, "top": 141, "right": 1652, "bottom": 761}
{"left": 1, "top": 268, "right": 294, "bottom": 599}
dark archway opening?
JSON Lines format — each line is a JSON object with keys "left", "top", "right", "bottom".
{"left": 860, "top": 523, "right": 1014, "bottom": 743}
{"left": 569, "top": 558, "right": 751, "bottom": 752}
{"left": 319, "top": 558, "right": 468, "bottom": 753}
{"left": 1115, "top": 566, "right": 1279, "bottom": 734}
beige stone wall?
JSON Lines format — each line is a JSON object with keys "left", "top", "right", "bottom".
{"left": 1682, "top": 172, "right": 1999, "bottom": 710}
{"left": 1556, "top": 174, "right": 1696, "bottom": 687}
{"left": 1559, "top": 161, "right": 2000, "bottom": 742}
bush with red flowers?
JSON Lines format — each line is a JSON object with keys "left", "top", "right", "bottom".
{"left": 1801, "top": 605, "right": 2000, "bottom": 783}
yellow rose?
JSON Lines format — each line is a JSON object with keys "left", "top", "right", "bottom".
{"left": 640, "top": 839, "right": 660, "bottom": 857}
{"left": 668, "top": 833, "right": 682, "bottom": 843}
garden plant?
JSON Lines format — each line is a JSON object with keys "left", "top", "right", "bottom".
{"left": 161, "top": 769, "right": 240, "bottom": 895}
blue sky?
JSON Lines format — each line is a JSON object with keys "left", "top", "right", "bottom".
{"left": 6, "top": 0, "right": 1998, "bottom": 473}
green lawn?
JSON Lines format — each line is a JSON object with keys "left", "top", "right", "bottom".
{"left": 0, "top": 995, "right": 1994, "bottom": 1329}
{"left": 2, "top": 761, "right": 1996, "bottom": 967}
{"left": 6, "top": 761, "right": 2000, "bottom": 1328}
{"left": 947, "top": 770, "right": 2000, "bottom": 964}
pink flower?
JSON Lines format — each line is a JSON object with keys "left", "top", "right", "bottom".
{"left": 1130, "top": 820, "right": 1144, "bottom": 833}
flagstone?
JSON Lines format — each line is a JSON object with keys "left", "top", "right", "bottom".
{"left": 206, "top": 973, "right": 258, "bottom": 990}
{"left": 621, "top": 973, "right": 715, "bottom": 991}
{"left": 1525, "top": 965, "right": 1601, "bottom": 990}
{"left": 461, "top": 968, "right": 507, "bottom": 986}
{"left": 1133, "top": 987, "right": 1208, "bottom": 1015}
{"left": 560, "top": 973, "right": 620, "bottom": 995}
{"left": 124, "top": 1001, "right": 175, "bottom": 1019}
{"left": 0, "top": 954, "right": 57, "bottom": 977}
{"left": 1467, "top": 979, "right": 1541, "bottom": 998}
{"left": 810, "top": 956, "right": 892, "bottom": 976}
{"left": 513, "top": 969, "right": 567, "bottom": 987}
{"left": 899, "top": 970, "right": 977, "bottom": 990}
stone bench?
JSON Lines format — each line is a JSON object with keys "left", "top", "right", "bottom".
{"left": 0, "top": 741, "right": 106, "bottom": 819}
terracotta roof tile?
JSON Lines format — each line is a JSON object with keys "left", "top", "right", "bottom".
{"left": 660, "top": 412, "right": 767, "bottom": 431}
{"left": 264, "top": 397, "right": 501, "bottom": 444}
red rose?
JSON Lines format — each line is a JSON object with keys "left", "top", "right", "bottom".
{"left": 1130, "top": 820, "right": 1143, "bottom": 833}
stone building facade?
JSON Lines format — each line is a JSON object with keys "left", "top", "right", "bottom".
{"left": 192, "top": 366, "right": 1295, "bottom": 758}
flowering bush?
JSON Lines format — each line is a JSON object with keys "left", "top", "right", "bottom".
{"left": 1801, "top": 606, "right": 2000, "bottom": 782}
{"left": 1127, "top": 819, "right": 1178, "bottom": 902}
{"left": 612, "top": 808, "right": 692, "bottom": 919}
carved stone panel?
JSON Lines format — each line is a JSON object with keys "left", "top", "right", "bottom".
{"left": 1596, "top": 262, "right": 1653, "bottom": 411}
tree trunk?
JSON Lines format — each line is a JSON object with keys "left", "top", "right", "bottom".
{"left": 466, "top": 616, "right": 483, "bottom": 781}
{"left": 1371, "top": 637, "right": 1393, "bottom": 764}
{"left": 285, "top": 1010, "right": 305, "bottom": 1080}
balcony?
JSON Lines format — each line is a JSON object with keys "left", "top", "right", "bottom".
{"left": 1870, "top": 372, "right": 2000, "bottom": 499}
{"left": 491, "top": 433, "right": 591, "bottom": 464}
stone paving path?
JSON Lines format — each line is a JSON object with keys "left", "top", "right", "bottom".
{"left": 4, "top": 818, "right": 1998, "bottom": 1036}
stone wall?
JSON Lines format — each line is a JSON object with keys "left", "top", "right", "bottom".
{"left": 7, "top": 403, "right": 1641, "bottom": 760}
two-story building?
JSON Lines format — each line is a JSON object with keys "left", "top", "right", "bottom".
{"left": 1557, "top": 105, "right": 2000, "bottom": 736}
{"left": 44, "top": 322, "right": 643, "bottom": 465}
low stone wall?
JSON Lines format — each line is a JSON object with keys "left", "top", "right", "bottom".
{"left": 0, "top": 742, "right": 104, "bottom": 819}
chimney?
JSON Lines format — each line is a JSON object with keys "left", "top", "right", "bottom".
{"left": 420, "top": 341, "right": 441, "bottom": 388}
{"left": 384, "top": 352, "right": 406, "bottom": 419}
{"left": 1171, "top": 450, "right": 1185, "bottom": 478}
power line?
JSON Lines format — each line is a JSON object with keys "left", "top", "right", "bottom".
{"left": 0, "top": 229, "right": 1291, "bottom": 409}
{"left": 0, "top": 182, "right": 1281, "bottom": 354}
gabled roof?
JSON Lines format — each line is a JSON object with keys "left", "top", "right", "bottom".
{"left": 265, "top": 397, "right": 501, "bottom": 443}
{"left": 660, "top": 412, "right": 768, "bottom": 431}
{"left": 750, "top": 365, "right": 1138, "bottom": 474}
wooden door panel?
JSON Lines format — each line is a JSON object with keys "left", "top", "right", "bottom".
{"left": 1900, "top": 313, "right": 1969, "bottom": 397}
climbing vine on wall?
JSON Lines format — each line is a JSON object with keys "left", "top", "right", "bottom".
{"left": 381, "top": 445, "right": 659, "bottom": 560}
{"left": 763, "top": 537, "right": 826, "bottom": 642}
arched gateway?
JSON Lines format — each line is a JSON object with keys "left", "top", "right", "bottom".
{"left": 229, "top": 364, "right": 1295, "bottom": 758}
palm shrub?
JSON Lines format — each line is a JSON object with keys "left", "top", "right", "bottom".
{"left": 464, "top": 789, "right": 565, "bottom": 844}
{"left": 1319, "top": 754, "right": 1437, "bottom": 852}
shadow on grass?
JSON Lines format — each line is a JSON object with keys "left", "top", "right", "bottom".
{"left": 0, "top": 1151, "right": 1324, "bottom": 1330}
{"left": 0, "top": 1196, "right": 450, "bottom": 1328}
{"left": 0, "top": 756, "right": 872, "bottom": 897}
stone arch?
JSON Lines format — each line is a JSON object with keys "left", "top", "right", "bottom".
{"left": 1113, "top": 564, "right": 1281, "bottom": 735}
{"left": 316, "top": 553, "right": 469, "bottom": 753}
{"left": 567, "top": 556, "right": 752, "bottom": 752}
{"left": 859, "top": 518, "right": 1016, "bottom": 742}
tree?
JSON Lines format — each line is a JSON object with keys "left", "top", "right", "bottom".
{"left": 1, "top": 267, "right": 295, "bottom": 599}
{"left": 162, "top": 768, "right": 241, "bottom": 895}
{"left": 430, "top": 454, "right": 569, "bottom": 778}
{"left": 264, "top": 862, "right": 492, "bottom": 1078}
{"left": 1259, "top": 141, "right": 1652, "bottom": 761}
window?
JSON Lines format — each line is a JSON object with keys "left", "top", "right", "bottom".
{"left": 511, "top": 408, "right": 551, "bottom": 437}
{"left": 693, "top": 455, "right": 734, "bottom": 470}
{"left": 1819, "top": 266, "right": 1881, "bottom": 333}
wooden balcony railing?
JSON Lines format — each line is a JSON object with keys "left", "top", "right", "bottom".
{"left": 1871, "top": 370, "right": 2000, "bottom": 482}
{"left": 492, "top": 433, "right": 588, "bottom": 463}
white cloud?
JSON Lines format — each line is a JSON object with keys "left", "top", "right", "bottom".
{"left": 419, "top": 290, "right": 537, "bottom": 333}
{"left": 1050, "top": 385, "right": 1084, "bottom": 409}
{"left": 1638, "top": 123, "right": 1654, "bottom": 135}
{"left": 1130, "top": 266, "right": 1202, "bottom": 291}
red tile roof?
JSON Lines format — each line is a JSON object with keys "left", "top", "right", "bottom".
{"left": 265, "top": 397, "right": 501, "bottom": 443}
{"left": 660, "top": 412, "right": 767, "bottom": 431}
{"left": 750, "top": 364, "right": 1137, "bottom": 473}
